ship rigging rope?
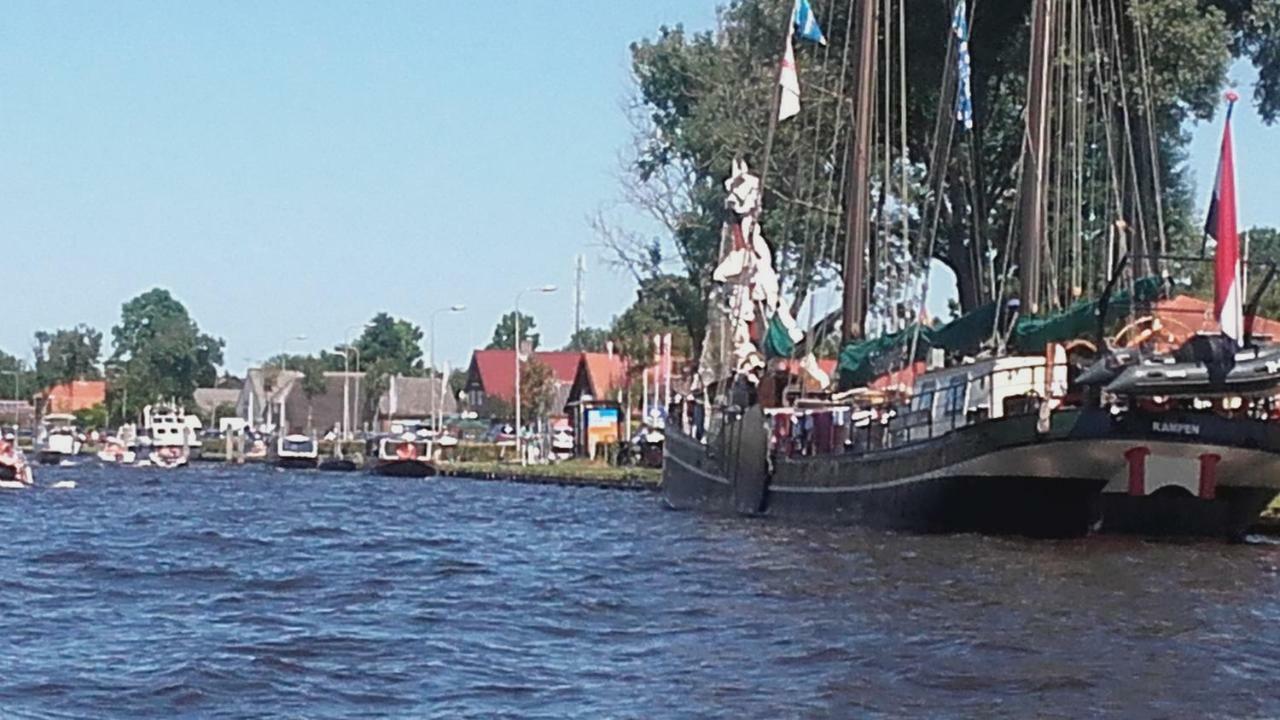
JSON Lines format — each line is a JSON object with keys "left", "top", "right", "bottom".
{"left": 790, "top": 0, "right": 859, "bottom": 399}
{"left": 802, "top": 4, "right": 857, "bottom": 382}
{"left": 782, "top": 0, "right": 839, "bottom": 401}
{"left": 1131, "top": 3, "right": 1168, "bottom": 261}
{"left": 905, "top": 0, "right": 971, "bottom": 368}
{"left": 1105, "top": 0, "right": 1152, "bottom": 275}
{"left": 785, "top": 0, "right": 841, "bottom": 322}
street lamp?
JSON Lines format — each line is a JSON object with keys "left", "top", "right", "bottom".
{"left": 339, "top": 343, "right": 362, "bottom": 441}
{"left": 429, "top": 304, "right": 466, "bottom": 433}
{"left": 514, "top": 285, "right": 557, "bottom": 466}
{"left": 280, "top": 334, "right": 307, "bottom": 371}
{"left": 1, "top": 370, "right": 19, "bottom": 435}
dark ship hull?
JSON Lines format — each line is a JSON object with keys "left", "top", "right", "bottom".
{"left": 275, "top": 456, "right": 318, "bottom": 470}
{"left": 663, "top": 406, "right": 1280, "bottom": 539}
{"left": 371, "top": 459, "right": 437, "bottom": 478}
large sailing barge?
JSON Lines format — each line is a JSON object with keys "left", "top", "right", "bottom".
{"left": 660, "top": 0, "right": 1280, "bottom": 538}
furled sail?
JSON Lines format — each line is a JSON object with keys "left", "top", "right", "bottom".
{"left": 696, "top": 158, "right": 827, "bottom": 393}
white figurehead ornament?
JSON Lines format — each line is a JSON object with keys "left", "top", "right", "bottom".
{"left": 723, "top": 158, "right": 761, "bottom": 217}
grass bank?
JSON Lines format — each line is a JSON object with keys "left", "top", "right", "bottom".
{"left": 440, "top": 460, "right": 661, "bottom": 491}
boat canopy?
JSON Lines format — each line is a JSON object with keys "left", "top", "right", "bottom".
{"left": 837, "top": 277, "right": 1162, "bottom": 389}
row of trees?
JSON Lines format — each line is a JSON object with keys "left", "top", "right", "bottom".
{"left": 0, "top": 289, "right": 225, "bottom": 426}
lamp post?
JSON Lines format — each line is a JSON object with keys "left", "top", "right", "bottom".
{"left": 277, "top": 335, "right": 307, "bottom": 434}
{"left": 280, "top": 334, "right": 307, "bottom": 371}
{"left": 1, "top": 370, "right": 19, "bottom": 435}
{"left": 338, "top": 343, "right": 362, "bottom": 441}
{"left": 429, "top": 304, "right": 466, "bottom": 433}
{"left": 342, "top": 326, "right": 364, "bottom": 441}
{"left": 514, "top": 285, "right": 557, "bottom": 465}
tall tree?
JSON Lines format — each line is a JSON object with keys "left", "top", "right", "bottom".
{"left": 108, "top": 288, "right": 224, "bottom": 418}
{"left": 299, "top": 356, "right": 328, "bottom": 433}
{"left": 487, "top": 312, "right": 540, "bottom": 351}
{"left": 349, "top": 313, "right": 425, "bottom": 376}
{"left": 0, "top": 351, "right": 37, "bottom": 401}
{"left": 565, "top": 326, "right": 612, "bottom": 352}
{"left": 617, "top": 0, "right": 1278, "bottom": 343}
{"left": 518, "top": 358, "right": 556, "bottom": 426}
{"left": 33, "top": 325, "right": 102, "bottom": 389}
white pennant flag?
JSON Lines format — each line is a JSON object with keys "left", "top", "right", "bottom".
{"left": 778, "top": 32, "right": 801, "bottom": 121}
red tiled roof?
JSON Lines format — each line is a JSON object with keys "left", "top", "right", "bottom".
{"left": 1152, "top": 295, "right": 1280, "bottom": 341}
{"left": 580, "top": 352, "right": 629, "bottom": 399}
{"left": 467, "top": 349, "right": 584, "bottom": 403}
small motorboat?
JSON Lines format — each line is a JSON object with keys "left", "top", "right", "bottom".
{"left": 275, "top": 434, "right": 319, "bottom": 470}
{"left": 140, "top": 444, "right": 188, "bottom": 470}
{"left": 1102, "top": 335, "right": 1280, "bottom": 398}
{"left": 0, "top": 438, "right": 33, "bottom": 488}
{"left": 370, "top": 434, "right": 436, "bottom": 478}
{"left": 318, "top": 457, "right": 359, "bottom": 472}
{"left": 96, "top": 436, "right": 137, "bottom": 465}
{"left": 36, "top": 414, "right": 82, "bottom": 466}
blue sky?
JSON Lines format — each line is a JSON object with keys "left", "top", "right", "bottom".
{"left": 0, "top": 3, "right": 1273, "bottom": 373}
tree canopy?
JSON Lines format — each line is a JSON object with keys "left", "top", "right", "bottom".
{"left": 565, "top": 326, "right": 612, "bottom": 353}
{"left": 613, "top": 0, "right": 1279, "bottom": 352}
{"left": 108, "top": 288, "right": 224, "bottom": 417}
{"left": 488, "top": 311, "right": 541, "bottom": 351}
{"left": 349, "top": 313, "right": 425, "bottom": 377}
{"left": 33, "top": 324, "right": 102, "bottom": 389}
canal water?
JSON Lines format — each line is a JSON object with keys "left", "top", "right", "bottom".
{"left": 0, "top": 463, "right": 1277, "bottom": 719}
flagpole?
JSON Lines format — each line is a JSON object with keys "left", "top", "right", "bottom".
{"left": 759, "top": 2, "right": 798, "bottom": 192}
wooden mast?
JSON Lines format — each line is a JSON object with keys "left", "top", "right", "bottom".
{"left": 1019, "top": 0, "right": 1054, "bottom": 315}
{"left": 842, "top": 0, "right": 879, "bottom": 342}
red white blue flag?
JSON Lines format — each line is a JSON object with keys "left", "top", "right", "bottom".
{"left": 1205, "top": 91, "right": 1243, "bottom": 342}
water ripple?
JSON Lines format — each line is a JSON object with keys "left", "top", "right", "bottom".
{"left": 0, "top": 463, "right": 1275, "bottom": 718}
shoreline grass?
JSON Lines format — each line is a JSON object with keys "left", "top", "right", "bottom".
{"left": 440, "top": 460, "right": 661, "bottom": 490}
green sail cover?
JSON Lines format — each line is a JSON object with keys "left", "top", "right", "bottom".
{"left": 763, "top": 315, "right": 796, "bottom": 358}
{"left": 837, "top": 277, "right": 1163, "bottom": 389}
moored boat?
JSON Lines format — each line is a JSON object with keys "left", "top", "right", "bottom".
{"left": 96, "top": 436, "right": 136, "bottom": 465}
{"left": 370, "top": 435, "right": 436, "bottom": 478}
{"left": 275, "top": 434, "right": 319, "bottom": 470}
{"left": 0, "top": 436, "right": 34, "bottom": 488}
{"left": 36, "top": 414, "right": 82, "bottom": 466}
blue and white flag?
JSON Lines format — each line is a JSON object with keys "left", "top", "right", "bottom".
{"left": 793, "top": 0, "right": 827, "bottom": 46}
{"left": 952, "top": 0, "right": 974, "bottom": 130}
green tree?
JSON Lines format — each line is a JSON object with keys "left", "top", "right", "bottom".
{"left": 73, "top": 403, "right": 109, "bottom": 431}
{"left": 448, "top": 367, "right": 468, "bottom": 404}
{"left": 619, "top": 0, "right": 1279, "bottom": 339}
{"left": 518, "top": 358, "right": 556, "bottom": 425}
{"left": 0, "top": 351, "right": 37, "bottom": 401}
{"left": 564, "top": 326, "right": 612, "bottom": 352}
{"left": 1186, "top": 226, "right": 1280, "bottom": 317}
{"left": 487, "top": 311, "right": 540, "bottom": 351}
{"left": 108, "top": 288, "right": 225, "bottom": 418}
{"left": 212, "top": 402, "right": 239, "bottom": 424}
{"left": 33, "top": 324, "right": 102, "bottom": 389}
{"left": 299, "top": 356, "right": 328, "bottom": 432}
{"left": 348, "top": 313, "right": 424, "bottom": 376}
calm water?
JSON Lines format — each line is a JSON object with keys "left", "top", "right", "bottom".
{"left": 0, "top": 464, "right": 1278, "bottom": 719}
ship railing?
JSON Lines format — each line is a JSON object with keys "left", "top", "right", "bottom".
{"left": 773, "top": 363, "right": 1058, "bottom": 458}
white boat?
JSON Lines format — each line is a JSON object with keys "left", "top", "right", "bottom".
{"left": 36, "top": 414, "right": 82, "bottom": 465}
{"left": 137, "top": 404, "right": 191, "bottom": 469}
{"left": 0, "top": 436, "right": 34, "bottom": 487}
{"left": 97, "top": 436, "right": 137, "bottom": 464}
{"left": 275, "top": 434, "right": 319, "bottom": 469}
{"left": 371, "top": 434, "right": 437, "bottom": 478}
